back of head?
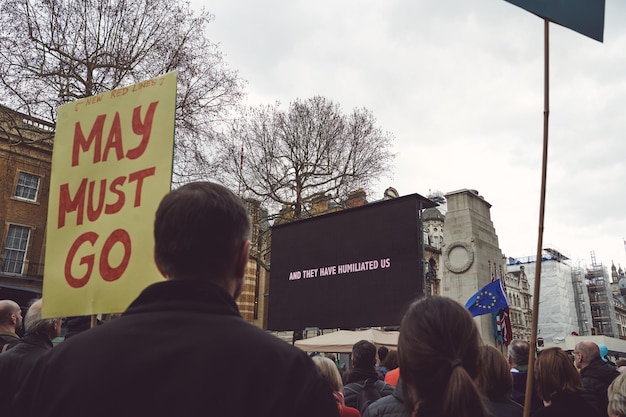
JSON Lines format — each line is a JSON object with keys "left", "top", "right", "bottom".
{"left": 608, "top": 373, "right": 626, "bottom": 417}
{"left": 508, "top": 339, "right": 531, "bottom": 367}
{"left": 477, "top": 345, "right": 513, "bottom": 400}
{"left": 378, "top": 346, "right": 389, "bottom": 363}
{"left": 24, "top": 299, "right": 57, "bottom": 340}
{"left": 382, "top": 350, "right": 398, "bottom": 370}
{"left": 398, "top": 296, "right": 487, "bottom": 417}
{"left": 576, "top": 341, "right": 601, "bottom": 366}
{"left": 0, "top": 300, "right": 20, "bottom": 328}
{"left": 352, "top": 340, "right": 377, "bottom": 369}
{"left": 154, "top": 182, "right": 251, "bottom": 281}
{"left": 312, "top": 355, "right": 343, "bottom": 393}
{"left": 535, "top": 347, "right": 582, "bottom": 402}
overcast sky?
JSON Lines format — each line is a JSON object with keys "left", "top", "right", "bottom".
{"left": 199, "top": 0, "right": 626, "bottom": 272}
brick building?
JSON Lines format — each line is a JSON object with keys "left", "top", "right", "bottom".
{"left": 239, "top": 198, "right": 271, "bottom": 327}
{"left": 0, "top": 106, "right": 54, "bottom": 307}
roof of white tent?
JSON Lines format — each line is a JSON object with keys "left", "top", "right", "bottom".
{"left": 542, "top": 335, "right": 626, "bottom": 357}
{"left": 294, "top": 329, "right": 399, "bottom": 353}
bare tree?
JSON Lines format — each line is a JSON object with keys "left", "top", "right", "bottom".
{"left": 217, "top": 96, "right": 394, "bottom": 220}
{"left": 0, "top": 0, "right": 245, "bottom": 183}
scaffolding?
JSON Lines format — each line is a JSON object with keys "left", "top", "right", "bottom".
{"left": 586, "top": 251, "right": 619, "bottom": 337}
{"left": 571, "top": 267, "right": 592, "bottom": 336}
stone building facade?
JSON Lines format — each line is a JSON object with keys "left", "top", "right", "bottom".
{"left": 504, "top": 266, "right": 532, "bottom": 342}
{"left": 611, "top": 263, "right": 626, "bottom": 339}
{"left": 422, "top": 206, "right": 444, "bottom": 296}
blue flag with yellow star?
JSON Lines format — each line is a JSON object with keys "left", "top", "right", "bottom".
{"left": 465, "top": 279, "right": 510, "bottom": 317}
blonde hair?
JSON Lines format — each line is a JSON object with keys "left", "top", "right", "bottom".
{"left": 312, "top": 355, "right": 343, "bottom": 392}
{"left": 608, "top": 373, "right": 626, "bottom": 417}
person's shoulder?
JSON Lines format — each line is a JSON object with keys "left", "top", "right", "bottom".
{"left": 384, "top": 368, "right": 400, "bottom": 386}
{"left": 375, "top": 379, "right": 394, "bottom": 395}
{"left": 339, "top": 404, "right": 361, "bottom": 417}
{"left": 486, "top": 397, "right": 523, "bottom": 417}
{"left": 235, "top": 323, "right": 307, "bottom": 356}
{"left": 363, "top": 394, "right": 408, "bottom": 417}
{"left": 600, "top": 361, "right": 620, "bottom": 377}
{"left": 552, "top": 391, "right": 601, "bottom": 417}
{"left": 583, "top": 359, "right": 619, "bottom": 381}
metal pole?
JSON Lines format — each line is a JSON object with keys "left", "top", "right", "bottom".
{"left": 523, "top": 18, "right": 549, "bottom": 417}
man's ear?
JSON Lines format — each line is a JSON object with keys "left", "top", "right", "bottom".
{"left": 153, "top": 248, "right": 168, "bottom": 280}
{"left": 235, "top": 240, "right": 251, "bottom": 278}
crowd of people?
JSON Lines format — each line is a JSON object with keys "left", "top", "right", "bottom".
{"left": 0, "top": 181, "right": 625, "bottom": 417}
{"left": 327, "top": 300, "right": 626, "bottom": 417}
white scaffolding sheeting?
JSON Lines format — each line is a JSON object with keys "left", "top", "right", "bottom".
{"left": 508, "top": 250, "right": 580, "bottom": 343}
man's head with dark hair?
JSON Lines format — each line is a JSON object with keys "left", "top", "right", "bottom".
{"left": 154, "top": 182, "right": 251, "bottom": 297}
{"left": 378, "top": 345, "right": 389, "bottom": 363}
{"left": 508, "top": 339, "right": 531, "bottom": 368}
{"left": 351, "top": 340, "right": 377, "bottom": 369}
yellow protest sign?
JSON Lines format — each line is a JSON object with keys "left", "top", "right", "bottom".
{"left": 42, "top": 72, "right": 177, "bottom": 318}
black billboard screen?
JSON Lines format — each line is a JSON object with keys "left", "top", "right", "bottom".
{"left": 267, "top": 194, "right": 431, "bottom": 331}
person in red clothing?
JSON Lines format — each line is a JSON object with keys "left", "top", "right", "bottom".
{"left": 384, "top": 367, "right": 400, "bottom": 387}
{"left": 313, "top": 356, "right": 361, "bottom": 417}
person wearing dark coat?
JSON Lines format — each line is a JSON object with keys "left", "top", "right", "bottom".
{"left": 534, "top": 347, "right": 601, "bottom": 417}
{"left": 533, "top": 390, "right": 601, "bottom": 417}
{"left": 0, "top": 299, "right": 61, "bottom": 404}
{"left": 343, "top": 340, "right": 394, "bottom": 413}
{"left": 508, "top": 339, "right": 542, "bottom": 412}
{"left": 12, "top": 182, "right": 339, "bottom": 417}
{"left": 574, "top": 340, "right": 620, "bottom": 416}
{"left": 363, "top": 379, "right": 409, "bottom": 417}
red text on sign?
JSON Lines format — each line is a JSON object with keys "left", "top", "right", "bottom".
{"left": 57, "top": 167, "right": 156, "bottom": 228}
{"left": 65, "top": 229, "right": 132, "bottom": 288}
{"left": 71, "top": 101, "right": 158, "bottom": 167}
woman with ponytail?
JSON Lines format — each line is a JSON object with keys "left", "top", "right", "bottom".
{"left": 398, "top": 296, "right": 488, "bottom": 417}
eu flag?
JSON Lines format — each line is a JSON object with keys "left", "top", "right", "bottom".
{"left": 465, "top": 280, "right": 510, "bottom": 317}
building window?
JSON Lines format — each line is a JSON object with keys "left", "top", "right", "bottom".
{"left": 15, "top": 172, "right": 40, "bottom": 202}
{"left": 1, "top": 225, "right": 31, "bottom": 274}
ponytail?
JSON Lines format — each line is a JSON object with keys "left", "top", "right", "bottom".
{"left": 398, "top": 297, "right": 488, "bottom": 417}
{"left": 441, "top": 366, "right": 487, "bottom": 417}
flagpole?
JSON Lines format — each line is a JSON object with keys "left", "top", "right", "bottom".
{"left": 523, "top": 18, "right": 549, "bottom": 417}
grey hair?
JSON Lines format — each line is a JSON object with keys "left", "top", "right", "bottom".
{"left": 508, "top": 340, "right": 531, "bottom": 366}
{"left": 24, "top": 299, "right": 56, "bottom": 337}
